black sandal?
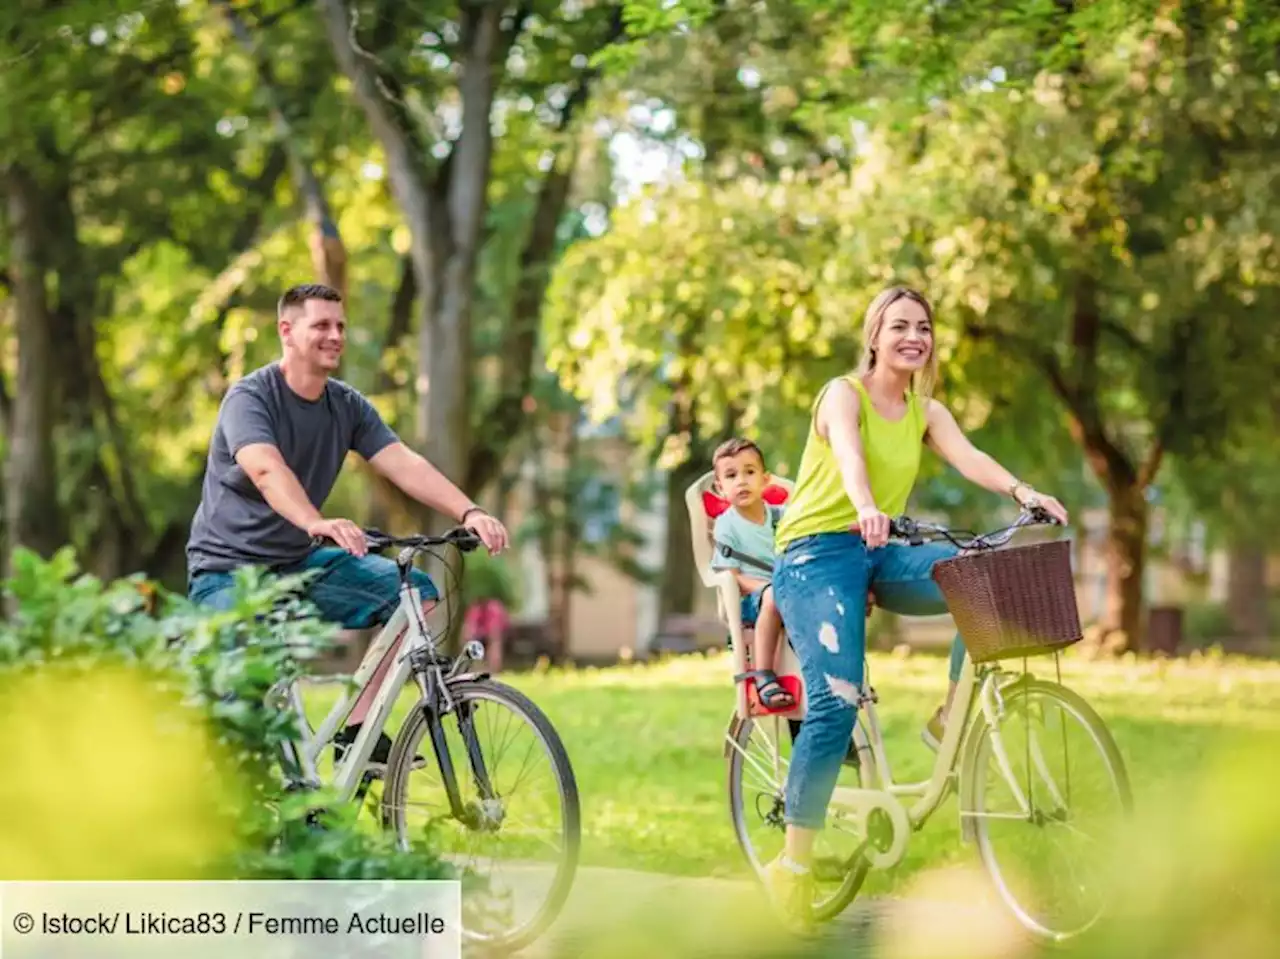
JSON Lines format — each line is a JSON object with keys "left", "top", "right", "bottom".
{"left": 734, "top": 669, "right": 795, "bottom": 710}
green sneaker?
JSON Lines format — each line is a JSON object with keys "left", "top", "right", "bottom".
{"left": 921, "top": 705, "right": 946, "bottom": 752}
{"left": 761, "top": 855, "right": 816, "bottom": 934}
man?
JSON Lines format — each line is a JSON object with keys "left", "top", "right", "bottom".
{"left": 186, "top": 282, "right": 509, "bottom": 770}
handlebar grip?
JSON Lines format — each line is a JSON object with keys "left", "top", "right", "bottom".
{"left": 1023, "top": 503, "right": 1060, "bottom": 525}
{"left": 449, "top": 527, "right": 484, "bottom": 552}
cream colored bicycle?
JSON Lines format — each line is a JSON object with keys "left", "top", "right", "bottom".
{"left": 725, "top": 508, "right": 1133, "bottom": 942}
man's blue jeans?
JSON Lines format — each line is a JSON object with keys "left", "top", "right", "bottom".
{"left": 188, "top": 547, "right": 439, "bottom": 630}
{"left": 772, "top": 531, "right": 964, "bottom": 830}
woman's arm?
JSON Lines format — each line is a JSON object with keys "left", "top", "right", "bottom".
{"left": 924, "top": 399, "right": 1070, "bottom": 523}
{"left": 817, "top": 379, "right": 892, "bottom": 546}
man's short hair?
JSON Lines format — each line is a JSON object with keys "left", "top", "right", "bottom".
{"left": 712, "top": 437, "right": 766, "bottom": 474}
{"left": 278, "top": 283, "right": 342, "bottom": 320}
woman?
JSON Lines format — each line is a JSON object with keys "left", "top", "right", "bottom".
{"left": 763, "top": 286, "right": 1069, "bottom": 926}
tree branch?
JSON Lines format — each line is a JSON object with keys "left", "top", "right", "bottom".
{"left": 376, "top": 254, "right": 416, "bottom": 396}
{"left": 70, "top": 44, "right": 195, "bottom": 155}
{"left": 318, "top": 0, "right": 437, "bottom": 292}
{"left": 466, "top": 6, "right": 625, "bottom": 494}
{"left": 252, "top": 0, "right": 313, "bottom": 31}
{"left": 1100, "top": 317, "right": 1151, "bottom": 357}
{"left": 217, "top": 0, "right": 347, "bottom": 295}
{"left": 1137, "top": 314, "right": 1195, "bottom": 489}
{"left": 965, "top": 316, "right": 1135, "bottom": 488}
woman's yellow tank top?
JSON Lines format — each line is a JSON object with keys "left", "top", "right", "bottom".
{"left": 774, "top": 374, "right": 928, "bottom": 550}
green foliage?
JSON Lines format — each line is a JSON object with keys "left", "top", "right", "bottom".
{"left": 461, "top": 548, "right": 521, "bottom": 609}
{"left": 1164, "top": 422, "right": 1280, "bottom": 550}
{"left": 549, "top": 1, "right": 1280, "bottom": 526}
{"left": 0, "top": 547, "right": 449, "bottom": 882}
{"left": 544, "top": 174, "right": 855, "bottom": 465}
{"left": 516, "top": 375, "right": 661, "bottom": 594}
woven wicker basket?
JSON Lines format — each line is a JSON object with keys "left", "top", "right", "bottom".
{"left": 931, "top": 540, "right": 1083, "bottom": 664}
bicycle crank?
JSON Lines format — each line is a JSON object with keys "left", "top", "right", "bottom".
{"left": 830, "top": 786, "right": 911, "bottom": 869}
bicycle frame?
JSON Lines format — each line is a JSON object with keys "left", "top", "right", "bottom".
{"left": 269, "top": 566, "right": 494, "bottom": 815}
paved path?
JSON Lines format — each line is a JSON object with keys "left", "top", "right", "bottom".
{"left": 485, "top": 864, "right": 1027, "bottom": 959}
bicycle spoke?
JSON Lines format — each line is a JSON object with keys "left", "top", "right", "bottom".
{"left": 970, "top": 682, "right": 1131, "bottom": 942}
{"left": 384, "top": 681, "right": 578, "bottom": 952}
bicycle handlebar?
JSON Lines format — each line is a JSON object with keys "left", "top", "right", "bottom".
{"left": 888, "top": 504, "right": 1062, "bottom": 551}
{"left": 310, "top": 525, "right": 484, "bottom": 554}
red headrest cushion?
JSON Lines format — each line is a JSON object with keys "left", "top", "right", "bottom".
{"left": 702, "top": 484, "right": 790, "bottom": 518}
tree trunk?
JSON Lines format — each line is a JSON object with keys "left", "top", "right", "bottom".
{"left": 1099, "top": 482, "right": 1147, "bottom": 653}
{"left": 415, "top": 3, "right": 501, "bottom": 504}
{"left": 318, "top": 0, "right": 493, "bottom": 651}
{"left": 468, "top": 149, "right": 579, "bottom": 495}
{"left": 4, "top": 167, "right": 65, "bottom": 579}
{"left": 1226, "top": 545, "right": 1269, "bottom": 641}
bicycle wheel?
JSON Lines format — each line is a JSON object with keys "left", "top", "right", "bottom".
{"left": 727, "top": 713, "right": 873, "bottom": 923}
{"left": 381, "top": 679, "right": 581, "bottom": 952}
{"left": 962, "top": 678, "right": 1132, "bottom": 942}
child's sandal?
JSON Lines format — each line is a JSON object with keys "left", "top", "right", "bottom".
{"left": 734, "top": 668, "right": 795, "bottom": 710}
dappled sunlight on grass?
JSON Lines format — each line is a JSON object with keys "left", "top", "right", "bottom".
{"left": 295, "top": 651, "right": 1280, "bottom": 956}
{"left": 485, "top": 650, "right": 1280, "bottom": 887}
{"left": 518, "top": 714, "right": 1279, "bottom": 958}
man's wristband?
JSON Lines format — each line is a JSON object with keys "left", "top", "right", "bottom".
{"left": 459, "top": 505, "right": 487, "bottom": 524}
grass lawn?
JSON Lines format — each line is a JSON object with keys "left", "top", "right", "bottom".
{"left": 304, "top": 647, "right": 1280, "bottom": 897}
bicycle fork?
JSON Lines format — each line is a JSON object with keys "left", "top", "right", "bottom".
{"left": 411, "top": 654, "right": 501, "bottom": 830}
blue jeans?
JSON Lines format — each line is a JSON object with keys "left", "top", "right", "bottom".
{"left": 188, "top": 547, "right": 439, "bottom": 630}
{"left": 772, "top": 531, "right": 965, "bottom": 830}
{"left": 740, "top": 585, "right": 770, "bottom": 628}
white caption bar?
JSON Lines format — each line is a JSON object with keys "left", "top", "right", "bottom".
{"left": 0, "top": 880, "right": 460, "bottom": 958}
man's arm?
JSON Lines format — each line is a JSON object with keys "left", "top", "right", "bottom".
{"left": 367, "top": 441, "right": 478, "bottom": 523}
{"left": 352, "top": 390, "right": 508, "bottom": 552}
{"left": 226, "top": 390, "right": 367, "bottom": 554}
{"left": 236, "top": 444, "right": 324, "bottom": 531}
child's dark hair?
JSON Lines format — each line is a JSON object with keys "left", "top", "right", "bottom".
{"left": 712, "top": 437, "right": 766, "bottom": 474}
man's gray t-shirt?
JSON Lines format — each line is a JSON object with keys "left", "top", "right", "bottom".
{"left": 186, "top": 363, "right": 399, "bottom": 575}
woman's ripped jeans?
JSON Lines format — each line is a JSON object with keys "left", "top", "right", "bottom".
{"left": 772, "top": 531, "right": 962, "bottom": 829}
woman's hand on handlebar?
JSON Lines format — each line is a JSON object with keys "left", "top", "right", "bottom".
{"left": 858, "top": 507, "right": 891, "bottom": 548}
{"left": 1020, "top": 490, "right": 1070, "bottom": 526}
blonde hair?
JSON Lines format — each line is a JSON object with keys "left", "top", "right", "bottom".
{"left": 852, "top": 285, "right": 939, "bottom": 398}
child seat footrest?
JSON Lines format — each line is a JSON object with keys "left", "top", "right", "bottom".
{"left": 734, "top": 669, "right": 802, "bottom": 714}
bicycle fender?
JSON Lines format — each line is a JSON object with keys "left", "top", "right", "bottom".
{"left": 445, "top": 671, "right": 493, "bottom": 686}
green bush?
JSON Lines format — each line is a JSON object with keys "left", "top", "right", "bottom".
{"left": 1181, "top": 595, "right": 1280, "bottom": 648}
{"left": 0, "top": 546, "right": 450, "bottom": 882}
{"left": 459, "top": 547, "right": 519, "bottom": 610}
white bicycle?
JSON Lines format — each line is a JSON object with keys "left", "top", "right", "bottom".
{"left": 726, "top": 508, "right": 1133, "bottom": 942}
{"left": 268, "top": 525, "right": 581, "bottom": 953}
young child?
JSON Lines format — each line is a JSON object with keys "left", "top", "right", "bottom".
{"left": 709, "top": 438, "right": 795, "bottom": 711}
